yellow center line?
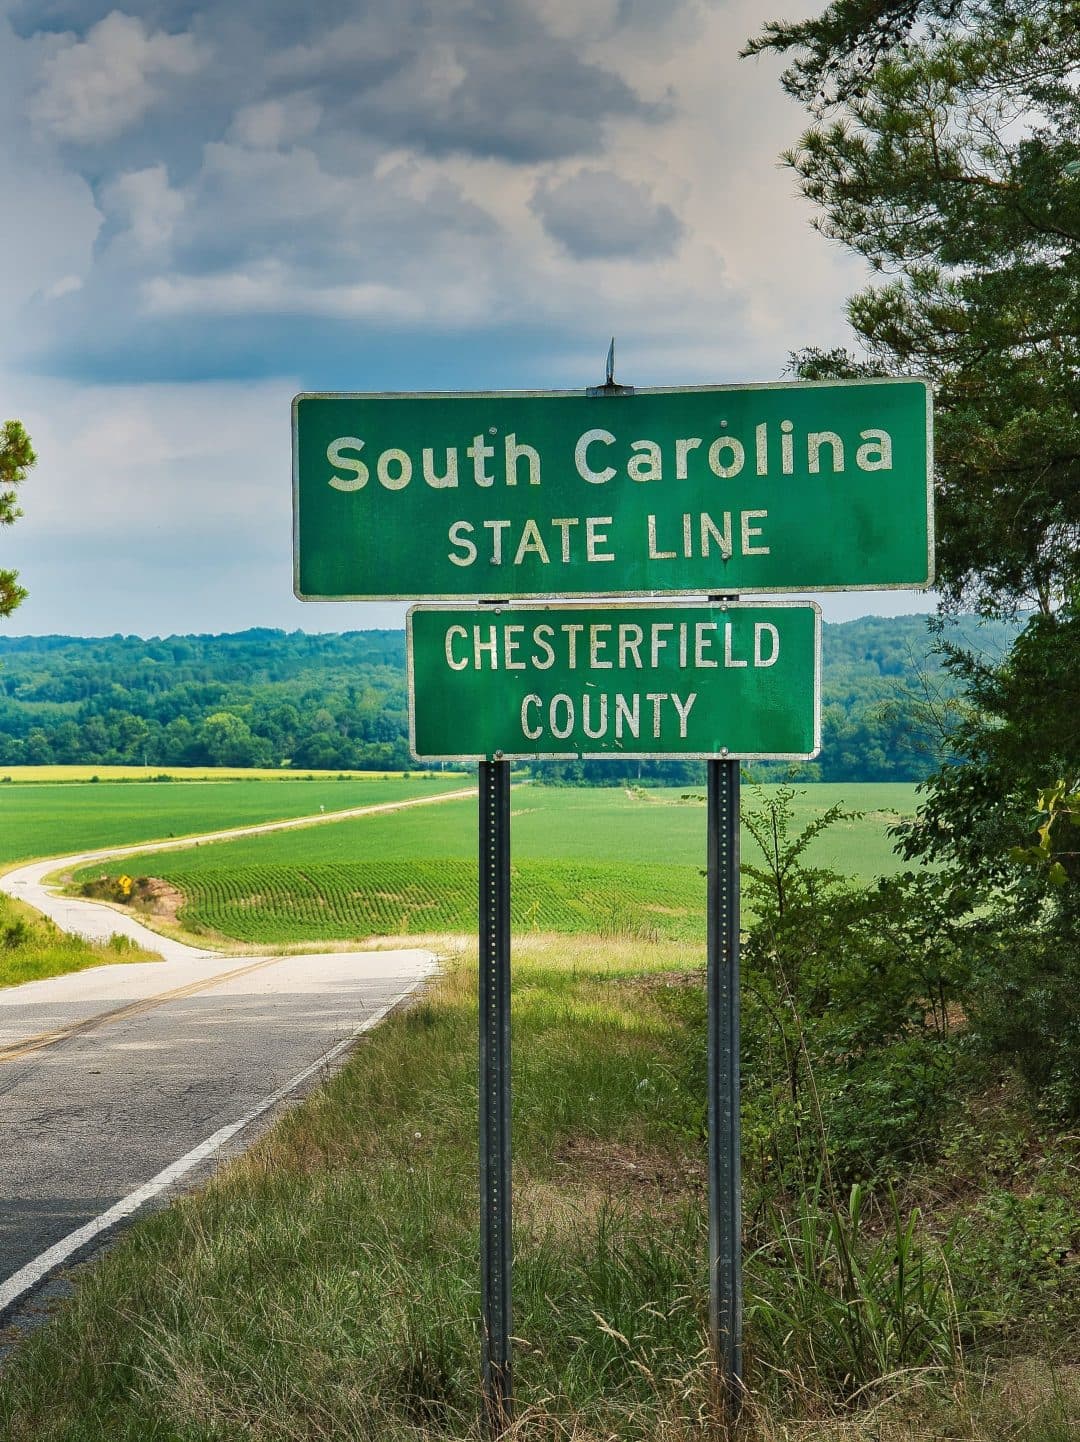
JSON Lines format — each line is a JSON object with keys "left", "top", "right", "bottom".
{"left": 0, "top": 954, "right": 291, "bottom": 1065}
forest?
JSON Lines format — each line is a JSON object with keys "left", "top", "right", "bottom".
{"left": 0, "top": 613, "right": 1014, "bottom": 782}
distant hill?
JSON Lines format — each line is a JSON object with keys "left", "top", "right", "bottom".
{"left": 814, "top": 612, "right": 1016, "bottom": 782}
{"left": 0, "top": 616, "right": 1018, "bottom": 782}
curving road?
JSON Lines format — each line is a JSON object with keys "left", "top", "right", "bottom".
{"left": 0, "top": 785, "right": 475, "bottom": 1338}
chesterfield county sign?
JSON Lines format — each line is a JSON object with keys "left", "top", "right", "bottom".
{"left": 407, "top": 601, "right": 820, "bottom": 761}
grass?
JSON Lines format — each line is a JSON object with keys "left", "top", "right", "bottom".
{"left": 74, "top": 784, "right": 921, "bottom": 946}
{"left": 0, "top": 893, "right": 159, "bottom": 988}
{"left": 0, "top": 935, "right": 1074, "bottom": 1440}
{"left": 0, "top": 773, "right": 467, "bottom": 867}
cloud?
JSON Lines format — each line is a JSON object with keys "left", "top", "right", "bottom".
{"left": 0, "top": 0, "right": 916, "bottom": 641}
{"left": 140, "top": 266, "right": 484, "bottom": 327}
{"left": 0, "top": 6, "right": 101, "bottom": 321}
{"left": 29, "top": 10, "right": 204, "bottom": 144}
{"left": 101, "top": 162, "right": 184, "bottom": 252}
{"left": 271, "top": 5, "right": 668, "bottom": 164}
{"left": 5, "top": 0, "right": 864, "bottom": 394}
{"left": 16, "top": 1, "right": 683, "bottom": 161}
{"left": 3, "top": 372, "right": 292, "bottom": 547}
{"left": 532, "top": 169, "right": 683, "bottom": 260}
{"left": 42, "top": 273, "right": 83, "bottom": 299}
{"left": 228, "top": 94, "right": 321, "bottom": 150}
{"left": 5, "top": 1, "right": 720, "bottom": 382}
{"left": 0, "top": 367, "right": 421, "bottom": 636}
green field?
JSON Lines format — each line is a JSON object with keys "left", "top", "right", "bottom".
{"left": 77, "top": 783, "right": 922, "bottom": 945}
{"left": 78, "top": 782, "right": 917, "bottom": 870}
{"left": 0, "top": 774, "right": 466, "bottom": 867}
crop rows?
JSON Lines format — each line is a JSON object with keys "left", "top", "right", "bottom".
{"left": 159, "top": 859, "right": 707, "bottom": 943}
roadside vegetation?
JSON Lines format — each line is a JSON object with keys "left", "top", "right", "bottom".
{"left": 0, "top": 790, "right": 1076, "bottom": 1439}
{"left": 0, "top": 420, "right": 35, "bottom": 622}
{"left": 0, "top": 892, "right": 156, "bottom": 989}
{"left": 1, "top": 0, "right": 1076, "bottom": 1434}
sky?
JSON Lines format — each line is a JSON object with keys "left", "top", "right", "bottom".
{"left": 0, "top": 0, "right": 936, "bottom": 639}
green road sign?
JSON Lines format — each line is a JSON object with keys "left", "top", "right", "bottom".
{"left": 407, "top": 601, "right": 821, "bottom": 761}
{"left": 294, "top": 380, "right": 932, "bottom": 600}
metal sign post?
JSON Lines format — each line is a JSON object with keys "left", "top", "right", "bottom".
{"left": 478, "top": 759, "right": 513, "bottom": 1432}
{"left": 707, "top": 756, "right": 743, "bottom": 1416}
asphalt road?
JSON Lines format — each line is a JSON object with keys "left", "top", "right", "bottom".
{"left": 0, "top": 791, "right": 472, "bottom": 1330}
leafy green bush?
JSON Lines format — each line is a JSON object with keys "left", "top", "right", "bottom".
{"left": 948, "top": 1155, "right": 1080, "bottom": 1339}
{"left": 740, "top": 788, "right": 975, "bottom": 1185}
{"left": 2, "top": 919, "right": 31, "bottom": 949}
{"left": 964, "top": 915, "right": 1080, "bottom": 1120}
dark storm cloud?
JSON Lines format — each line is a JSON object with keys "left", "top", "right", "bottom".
{"left": 532, "top": 169, "right": 683, "bottom": 260}
{"left": 276, "top": 6, "right": 667, "bottom": 165}
{"left": 9, "top": 2, "right": 344, "bottom": 40}
{"left": 14, "top": 1, "right": 676, "bottom": 162}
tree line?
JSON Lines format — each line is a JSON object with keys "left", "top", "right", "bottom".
{"left": 0, "top": 614, "right": 1012, "bottom": 781}
{"left": 0, "top": 629, "right": 411, "bottom": 772}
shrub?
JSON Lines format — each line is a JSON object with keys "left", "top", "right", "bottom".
{"left": 740, "top": 788, "right": 974, "bottom": 1184}
{"left": 2, "top": 920, "right": 31, "bottom": 949}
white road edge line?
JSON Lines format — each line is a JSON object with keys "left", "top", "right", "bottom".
{"left": 0, "top": 974, "right": 429, "bottom": 1319}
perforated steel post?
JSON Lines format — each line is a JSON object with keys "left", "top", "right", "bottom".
{"left": 707, "top": 755, "right": 743, "bottom": 1417}
{"left": 479, "top": 758, "right": 512, "bottom": 1432}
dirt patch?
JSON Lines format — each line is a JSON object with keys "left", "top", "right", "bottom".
{"left": 133, "top": 877, "right": 185, "bottom": 920}
{"left": 550, "top": 1136, "right": 705, "bottom": 1201}
{"left": 624, "top": 787, "right": 702, "bottom": 807}
{"left": 610, "top": 969, "right": 704, "bottom": 994}
{"left": 519, "top": 1140, "right": 705, "bottom": 1239}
